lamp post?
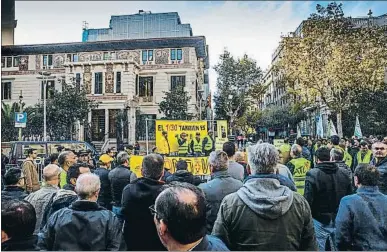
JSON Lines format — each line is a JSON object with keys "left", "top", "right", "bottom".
{"left": 18, "top": 91, "right": 23, "bottom": 141}
{"left": 37, "top": 71, "right": 54, "bottom": 141}
{"left": 228, "top": 94, "right": 233, "bottom": 135}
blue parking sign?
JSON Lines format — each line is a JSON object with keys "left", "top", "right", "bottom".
{"left": 15, "top": 112, "right": 27, "bottom": 128}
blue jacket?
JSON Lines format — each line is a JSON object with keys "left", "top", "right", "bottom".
{"left": 335, "top": 186, "right": 387, "bottom": 251}
{"left": 192, "top": 235, "right": 229, "bottom": 251}
{"left": 370, "top": 157, "right": 387, "bottom": 194}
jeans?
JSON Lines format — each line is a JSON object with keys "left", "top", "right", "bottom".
{"left": 313, "top": 219, "right": 335, "bottom": 251}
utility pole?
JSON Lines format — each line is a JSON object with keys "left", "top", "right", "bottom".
{"left": 18, "top": 91, "right": 23, "bottom": 141}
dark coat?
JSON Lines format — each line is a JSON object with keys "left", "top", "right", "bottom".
{"left": 371, "top": 157, "right": 387, "bottom": 194}
{"left": 62, "top": 183, "right": 75, "bottom": 191}
{"left": 199, "top": 170, "right": 243, "bottom": 233}
{"left": 38, "top": 200, "right": 126, "bottom": 251}
{"left": 1, "top": 186, "right": 28, "bottom": 202}
{"left": 94, "top": 166, "right": 112, "bottom": 210}
{"left": 192, "top": 235, "right": 229, "bottom": 251}
{"left": 2, "top": 235, "right": 39, "bottom": 251}
{"left": 161, "top": 168, "right": 172, "bottom": 182}
{"left": 121, "top": 177, "right": 166, "bottom": 251}
{"left": 304, "top": 162, "right": 353, "bottom": 225}
{"left": 335, "top": 186, "right": 387, "bottom": 251}
{"left": 108, "top": 165, "right": 137, "bottom": 207}
{"left": 165, "top": 170, "right": 202, "bottom": 186}
{"left": 211, "top": 176, "right": 317, "bottom": 251}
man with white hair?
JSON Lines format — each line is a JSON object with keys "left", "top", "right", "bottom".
{"left": 38, "top": 173, "right": 126, "bottom": 250}
{"left": 212, "top": 143, "right": 317, "bottom": 251}
{"left": 25, "top": 164, "right": 61, "bottom": 235}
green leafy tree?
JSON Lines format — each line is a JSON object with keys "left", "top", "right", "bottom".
{"left": 277, "top": 2, "right": 387, "bottom": 137}
{"left": 214, "top": 50, "right": 264, "bottom": 133}
{"left": 158, "top": 83, "right": 193, "bottom": 120}
{"left": 1, "top": 102, "right": 24, "bottom": 141}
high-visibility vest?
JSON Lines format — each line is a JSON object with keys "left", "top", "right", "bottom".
{"left": 279, "top": 144, "right": 291, "bottom": 154}
{"left": 289, "top": 157, "right": 311, "bottom": 195}
{"left": 192, "top": 138, "right": 203, "bottom": 153}
{"left": 334, "top": 145, "right": 352, "bottom": 168}
{"left": 279, "top": 144, "right": 291, "bottom": 164}
{"left": 204, "top": 136, "right": 213, "bottom": 151}
{"left": 178, "top": 138, "right": 189, "bottom": 154}
{"left": 357, "top": 150, "right": 372, "bottom": 164}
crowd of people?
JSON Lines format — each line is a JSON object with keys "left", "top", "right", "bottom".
{"left": 1, "top": 134, "right": 387, "bottom": 251}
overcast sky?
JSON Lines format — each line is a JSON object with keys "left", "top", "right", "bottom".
{"left": 14, "top": 1, "right": 387, "bottom": 93}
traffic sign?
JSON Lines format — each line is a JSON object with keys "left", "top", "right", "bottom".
{"left": 15, "top": 112, "right": 27, "bottom": 128}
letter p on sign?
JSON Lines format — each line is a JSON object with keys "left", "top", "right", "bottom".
{"left": 15, "top": 112, "right": 27, "bottom": 128}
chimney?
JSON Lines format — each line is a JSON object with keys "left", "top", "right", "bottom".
{"left": 139, "top": 10, "right": 144, "bottom": 14}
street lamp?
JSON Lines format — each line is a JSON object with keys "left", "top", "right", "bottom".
{"left": 198, "top": 90, "right": 204, "bottom": 120}
{"left": 37, "top": 71, "right": 55, "bottom": 142}
{"left": 18, "top": 91, "right": 23, "bottom": 141}
{"left": 228, "top": 94, "right": 233, "bottom": 135}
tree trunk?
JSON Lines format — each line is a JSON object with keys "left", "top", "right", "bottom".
{"left": 337, "top": 110, "right": 343, "bottom": 138}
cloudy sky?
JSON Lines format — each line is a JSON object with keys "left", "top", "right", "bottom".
{"left": 15, "top": 1, "right": 387, "bottom": 92}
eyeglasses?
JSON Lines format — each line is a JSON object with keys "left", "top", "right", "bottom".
{"left": 149, "top": 204, "right": 161, "bottom": 220}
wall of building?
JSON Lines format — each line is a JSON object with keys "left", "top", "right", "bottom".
{"left": 1, "top": 28, "right": 14, "bottom": 46}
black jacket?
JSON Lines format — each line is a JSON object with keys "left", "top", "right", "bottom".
{"left": 1, "top": 186, "right": 28, "bottom": 202}
{"left": 108, "top": 165, "right": 136, "bottom": 207}
{"left": 94, "top": 167, "right": 112, "bottom": 210}
{"left": 121, "top": 177, "right": 166, "bottom": 251}
{"left": 165, "top": 170, "right": 202, "bottom": 185}
{"left": 2, "top": 235, "right": 39, "bottom": 251}
{"left": 62, "top": 183, "right": 75, "bottom": 191}
{"left": 39, "top": 200, "right": 126, "bottom": 251}
{"left": 304, "top": 162, "right": 353, "bottom": 225}
{"left": 371, "top": 156, "right": 387, "bottom": 194}
{"left": 161, "top": 168, "right": 172, "bottom": 182}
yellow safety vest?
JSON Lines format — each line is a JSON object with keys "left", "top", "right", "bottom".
{"left": 204, "top": 136, "right": 214, "bottom": 151}
{"left": 178, "top": 138, "right": 189, "bottom": 154}
{"left": 192, "top": 139, "right": 203, "bottom": 153}
{"left": 289, "top": 157, "right": 311, "bottom": 195}
{"left": 356, "top": 150, "right": 372, "bottom": 165}
{"left": 334, "top": 145, "right": 352, "bottom": 168}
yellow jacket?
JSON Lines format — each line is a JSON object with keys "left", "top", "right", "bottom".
{"left": 158, "top": 137, "right": 170, "bottom": 155}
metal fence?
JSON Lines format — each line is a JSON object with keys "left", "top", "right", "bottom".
{"left": 5, "top": 158, "right": 46, "bottom": 182}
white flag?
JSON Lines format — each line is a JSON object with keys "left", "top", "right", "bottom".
{"left": 316, "top": 114, "right": 324, "bottom": 138}
{"left": 354, "top": 116, "right": 363, "bottom": 138}
{"left": 330, "top": 119, "right": 337, "bottom": 136}
{"left": 297, "top": 124, "right": 301, "bottom": 138}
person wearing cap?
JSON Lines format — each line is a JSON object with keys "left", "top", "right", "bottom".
{"left": 158, "top": 131, "right": 170, "bottom": 157}
{"left": 94, "top": 154, "right": 113, "bottom": 210}
{"left": 176, "top": 132, "right": 189, "bottom": 157}
{"left": 77, "top": 150, "right": 89, "bottom": 164}
{"left": 202, "top": 130, "right": 215, "bottom": 156}
{"left": 190, "top": 132, "right": 203, "bottom": 156}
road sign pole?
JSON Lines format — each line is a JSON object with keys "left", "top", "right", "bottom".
{"left": 43, "top": 77, "right": 47, "bottom": 142}
{"left": 18, "top": 91, "right": 23, "bottom": 141}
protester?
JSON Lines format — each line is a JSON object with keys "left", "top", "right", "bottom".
{"left": 166, "top": 160, "right": 202, "bottom": 185}
{"left": 353, "top": 141, "right": 373, "bottom": 170}
{"left": 25, "top": 165, "right": 61, "bottom": 235}
{"left": 222, "top": 142, "right": 244, "bottom": 181}
{"left": 279, "top": 138, "right": 291, "bottom": 164}
{"left": 153, "top": 183, "right": 229, "bottom": 251}
{"left": 296, "top": 137, "right": 312, "bottom": 161}
{"left": 202, "top": 130, "right": 215, "bottom": 156}
{"left": 121, "top": 154, "right": 165, "bottom": 251}
{"left": 44, "top": 153, "right": 59, "bottom": 167}
{"left": 370, "top": 141, "right": 387, "bottom": 194}
{"left": 94, "top": 154, "right": 113, "bottom": 210}
{"left": 199, "top": 150, "right": 243, "bottom": 233}
{"left": 234, "top": 151, "right": 249, "bottom": 179}
{"left": 57, "top": 151, "right": 77, "bottom": 188}
{"left": 159, "top": 131, "right": 171, "bottom": 157}
{"left": 331, "top": 147, "right": 352, "bottom": 176}
{"left": 1, "top": 200, "right": 39, "bottom": 251}
{"left": 109, "top": 151, "right": 137, "bottom": 217}
{"left": 77, "top": 150, "right": 89, "bottom": 164}
{"left": 304, "top": 146, "right": 352, "bottom": 250}
{"left": 331, "top": 135, "right": 353, "bottom": 168}
{"left": 39, "top": 173, "right": 126, "bottom": 250}
{"left": 335, "top": 164, "right": 387, "bottom": 250}
{"left": 21, "top": 148, "right": 40, "bottom": 193}
{"left": 286, "top": 144, "right": 311, "bottom": 195}
{"left": 63, "top": 163, "right": 90, "bottom": 191}
{"left": 1, "top": 168, "right": 28, "bottom": 202}
{"left": 106, "top": 148, "right": 117, "bottom": 168}
{"left": 212, "top": 143, "right": 317, "bottom": 250}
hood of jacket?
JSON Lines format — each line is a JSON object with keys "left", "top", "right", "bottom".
{"left": 53, "top": 189, "right": 77, "bottom": 201}
{"left": 127, "top": 177, "right": 164, "bottom": 201}
{"left": 167, "top": 170, "right": 194, "bottom": 183}
{"left": 315, "top": 162, "right": 338, "bottom": 174}
{"left": 237, "top": 177, "right": 294, "bottom": 220}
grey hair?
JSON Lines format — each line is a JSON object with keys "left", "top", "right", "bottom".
{"left": 117, "top": 151, "right": 130, "bottom": 165}
{"left": 291, "top": 144, "right": 302, "bottom": 157}
{"left": 142, "top": 154, "right": 164, "bottom": 180}
{"left": 58, "top": 151, "right": 72, "bottom": 166}
{"left": 330, "top": 148, "right": 344, "bottom": 161}
{"left": 247, "top": 143, "right": 279, "bottom": 174}
{"left": 208, "top": 151, "right": 229, "bottom": 171}
{"left": 75, "top": 173, "right": 101, "bottom": 200}
{"left": 43, "top": 164, "right": 61, "bottom": 181}
{"left": 234, "top": 151, "right": 245, "bottom": 162}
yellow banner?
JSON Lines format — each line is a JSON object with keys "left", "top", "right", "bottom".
{"left": 215, "top": 120, "right": 228, "bottom": 150}
{"left": 273, "top": 139, "right": 285, "bottom": 149}
{"left": 156, "top": 120, "right": 208, "bottom": 153}
{"left": 130, "top": 155, "right": 210, "bottom": 178}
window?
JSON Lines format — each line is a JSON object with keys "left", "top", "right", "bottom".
{"left": 135, "top": 74, "right": 138, "bottom": 95}
{"left": 138, "top": 76, "right": 153, "bottom": 97}
{"left": 1, "top": 57, "right": 4, "bottom": 68}
{"left": 6, "top": 57, "right": 12, "bottom": 68}
{"left": 41, "top": 80, "right": 55, "bottom": 99}
{"left": 1, "top": 57, "right": 18, "bottom": 68}
{"left": 66, "top": 54, "right": 78, "bottom": 62}
{"left": 43, "top": 55, "right": 53, "bottom": 66}
{"left": 142, "top": 50, "right": 154, "bottom": 63}
{"left": 75, "top": 73, "right": 81, "bottom": 91}
{"left": 111, "top": 52, "right": 116, "bottom": 60}
{"left": 1, "top": 82, "right": 12, "bottom": 100}
{"left": 94, "top": 72, "right": 103, "bottom": 94}
{"left": 73, "top": 54, "right": 78, "bottom": 62}
{"left": 13, "top": 57, "right": 19, "bottom": 67}
{"left": 103, "top": 52, "right": 110, "bottom": 60}
{"left": 116, "top": 72, "right": 121, "bottom": 93}
{"left": 171, "top": 76, "right": 185, "bottom": 91}
{"left": 170, "top": 49, "right": 182, "bottom": 61}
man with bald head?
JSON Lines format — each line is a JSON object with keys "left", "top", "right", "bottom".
{"left": 25, "top": 164, "right": 61, "bottom": 234}
{"left": 370, "top": 141, "right": 387, "bottom": 194}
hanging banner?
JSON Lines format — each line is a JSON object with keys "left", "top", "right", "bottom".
{"left": 130, "top": 155, "right": 210, "bottom": 178}
{"left": 155, "top": 120, "right": 208, "bottom": 153}
{"left": 215, "top": 120, "right": 228, "bottom": 150}
{"left": 273, "top": 139, "right": 285, "bottom": 149}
